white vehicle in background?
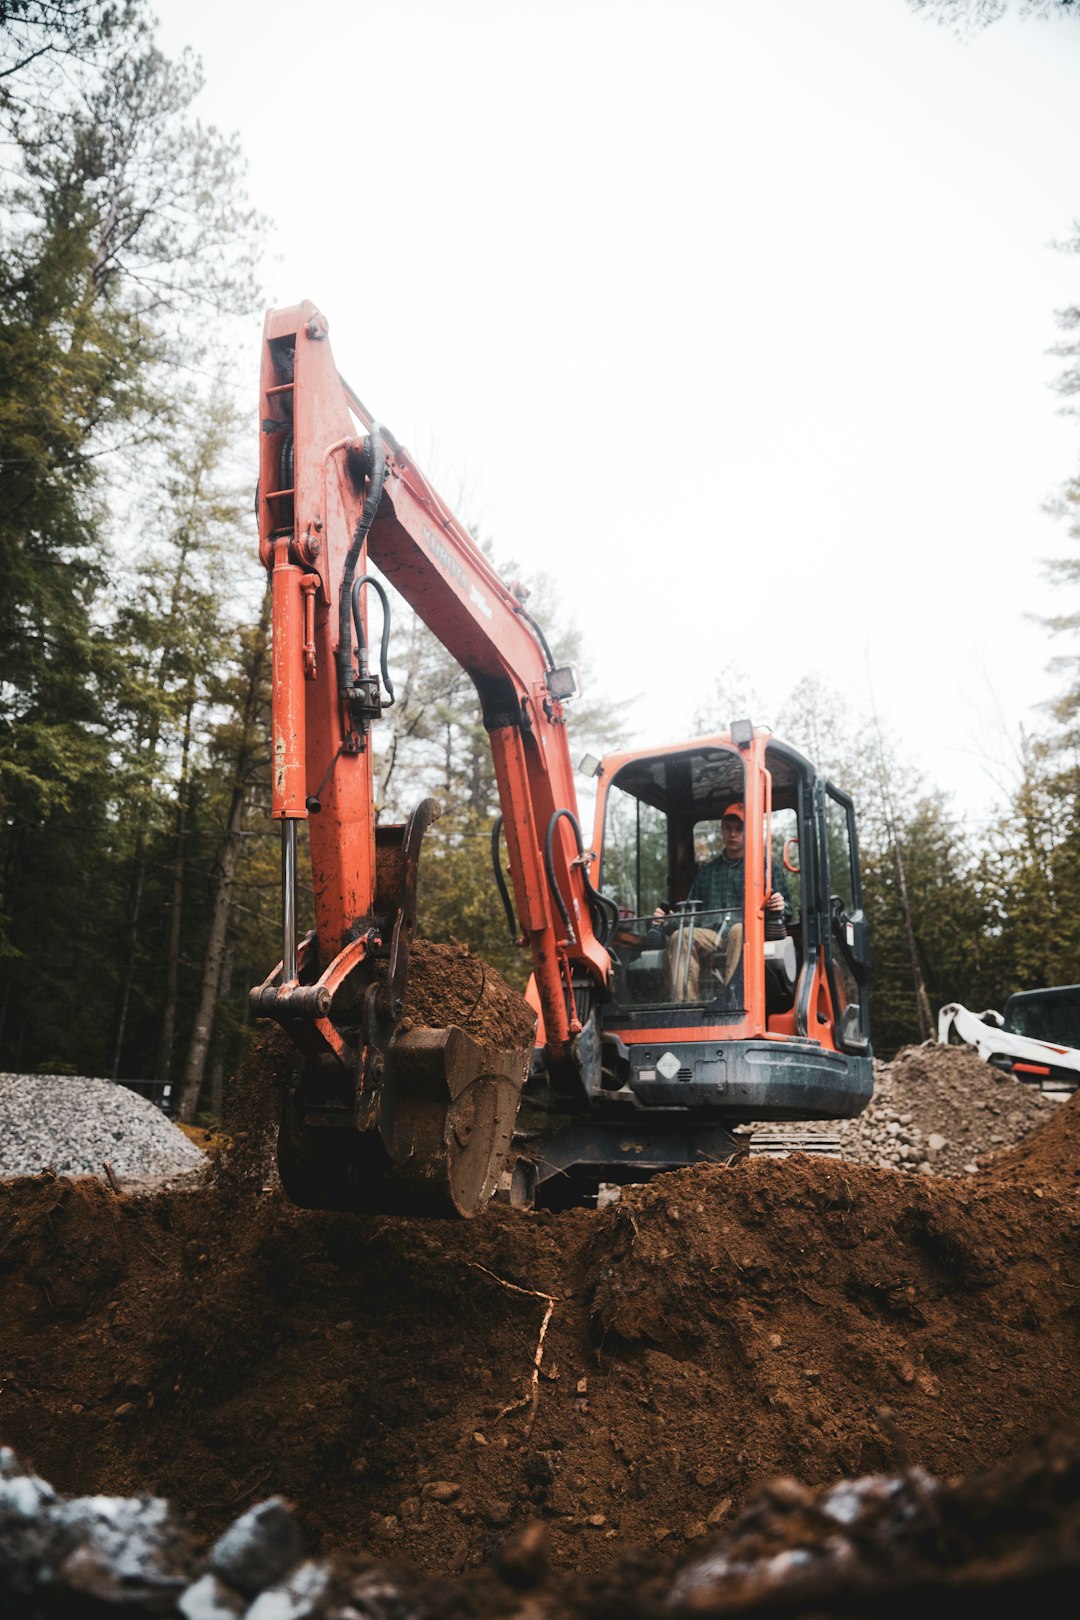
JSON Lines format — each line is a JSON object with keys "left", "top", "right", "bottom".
{"left": 938, "top": 986, "right": 1080, "bottom": 1095}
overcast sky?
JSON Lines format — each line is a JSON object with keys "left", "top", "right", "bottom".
{"left": 156, "top": 0, "right": 1080, "bottom": 826}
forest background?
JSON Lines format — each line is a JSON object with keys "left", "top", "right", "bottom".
{"left": 2, "top": 0, "right": 1079, "bottom": 1120}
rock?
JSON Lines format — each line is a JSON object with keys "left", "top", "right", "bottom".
{"left": 761, "top": 1477, "right": 815, "bottom": 1511}
{"left": 422, "top": 1480, "right": 461, "bottom": 1504}
{"left": 494, "top": 1519, "right": 548, "bottom": 1589}
{"left": 178, "top": 1573, "right": 246, "bottom": 1619}
{"left": 928, "top": 1133, "right": 947, "bottom": 1153}
{"left": 246, "top": 1560, "right": 328, "bottom": 1620}
{"left": 209, "top": 1498, "right": 302, "bottom": 1596}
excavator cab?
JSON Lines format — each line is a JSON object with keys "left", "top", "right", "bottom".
{"left": 513, "top": 728, "right": 873, "bottom": 1207}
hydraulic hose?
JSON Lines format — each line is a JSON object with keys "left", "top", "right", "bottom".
{"left": 543, "top": 808, "right": 619, "bottom": 948}
{"left": 350, "top": 574, "right": 396, "bottom": 706}
{"left": 515, "top": 601, "right": 556, "bottom": 670}
{"left": 336, "top": 431, "right": 385, "bottom": 697}
{"left": 491, "top": 815, "right": 518, "bottom": 941}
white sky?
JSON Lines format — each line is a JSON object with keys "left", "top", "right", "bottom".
{"left": 157, "top": 0, "right": 1080, "bottom": 828}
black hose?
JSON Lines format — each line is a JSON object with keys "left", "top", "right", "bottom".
{"left": 515, "top": 602, "right": 556, "bottom": 671}
{"left": 336, "top": 432, "right": 385, "bottom": 697}
{"left": 350, "top": 574, "right": 395, "bottom": 706}
{"left": 491, "top": 816, "right": 518, "bottom": 941}
{"left": 589, "top": 873, "right": 620, "bottom": 947}
{"left": 543, "top": 809, "right": 618, "bottom": 948}
{"left": 544, "top": 809, "right": 578, "bottom": 941}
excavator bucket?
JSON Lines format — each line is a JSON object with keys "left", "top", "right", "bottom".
{"left": 373, "top": 1024, "right": 531, "bottom": 1215}
{"left": 276, "top": 1023, "right": 531, "bottom": 1218}
{"left": 266, "top": 797, "right": 535, "bottom": 1218}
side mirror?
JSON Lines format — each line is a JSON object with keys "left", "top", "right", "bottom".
{"left": 783, "top": 836, "right": 800, "bottom": 874}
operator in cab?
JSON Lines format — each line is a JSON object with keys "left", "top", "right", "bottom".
{"left": 662, "top": 802, "right": 791, "bottom": 1001}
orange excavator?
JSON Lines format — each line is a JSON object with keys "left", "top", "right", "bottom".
{"left": 250, "top": 302, "right": 873, "bottom": 1215}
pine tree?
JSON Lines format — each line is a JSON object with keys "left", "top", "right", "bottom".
{"left": 0, "top": 3, "right": 262, "bottom": 1074}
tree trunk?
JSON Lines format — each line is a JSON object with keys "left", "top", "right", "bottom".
{"left": 176, "top": 600, "right": 269, "bottom": 1122}
{"left": 869, "top": 703, "right": 933, "bottom": 1042}
{"left": 890, "top": 828, "right": 934, "bottom": 1041}
{"left": 208, "top": 944, "right": 233, "bottom": 1119}
{"left": 176, "top": 817, "right": 240, "bottom": 1122}
{"left": 110, "top": 841, "right": 147, "bottom": 1078}
{"left": 156, "top": 693, "right": 194, "bottom": 1082}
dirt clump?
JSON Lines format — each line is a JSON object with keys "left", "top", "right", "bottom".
{"left": 394, "top": 939, "right": 537, "bottom": 1049}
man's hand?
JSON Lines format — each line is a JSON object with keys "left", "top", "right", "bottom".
{"left": 766, "top": 891, "right": 785, "bottom": 914}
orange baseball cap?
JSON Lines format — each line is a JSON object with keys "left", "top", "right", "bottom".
{"left": 722, "top": 802, "right": 744, "bottom": 821}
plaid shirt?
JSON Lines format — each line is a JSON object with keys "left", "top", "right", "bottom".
{"left": 689, "top": 856, "right": 792, "bottom": 918}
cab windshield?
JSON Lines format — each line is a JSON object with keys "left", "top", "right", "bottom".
{"left": 599, "top": 747, "right": 745, "bottom": 1012}
{"left": 1005, "top": 988, "right": 1080, "bottom": 1048}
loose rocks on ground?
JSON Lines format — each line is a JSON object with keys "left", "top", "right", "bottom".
{"left": 838, "top": 1043, "right": 1055, "bottom": 1175}
{"left": 4, "top": 1434, "right": 1080, "bottom": 1617}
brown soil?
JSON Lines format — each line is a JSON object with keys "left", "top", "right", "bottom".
{"left": 984, "top": 1082, "right": 1080, "bottom": 1190}
{"left": 395, "top": 939, "right": 537, "bottom": 1048}
{"left": 1, "top": 1063, "right": 1079, "bottom": 1593}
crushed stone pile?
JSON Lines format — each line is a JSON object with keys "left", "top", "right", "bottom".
{"left": 836, "top": 1043, "right": 1055, "bottom": 1175}
{"left": 764, "top": 1042, "right": 1056, "bottom": 1175}
{"left": 0, "top": 1074, "right": 206, "bottom": 1182}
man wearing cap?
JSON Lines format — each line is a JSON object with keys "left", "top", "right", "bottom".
{"left": 664, "top": 802, "right": 790, "bottom": 1001}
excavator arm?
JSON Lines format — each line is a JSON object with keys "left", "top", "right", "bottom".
{"left": 250, "top": 302, "right": 611, "bottom": 1214}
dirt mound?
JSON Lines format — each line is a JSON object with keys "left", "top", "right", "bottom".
{"left": 837, "top": 1042, "right": 1054, "bottom": 1175}
{"left": 984, "top": 1084, "right": 1080, "bottom": 1190}
{"left": 2, "top": 1124, "right": 1079, "bottom": 1583}
{"left": 2, "top": 1005, "right": 1078, "bottom": 1607}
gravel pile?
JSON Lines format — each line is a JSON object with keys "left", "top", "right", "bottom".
{"left": 834, "top": 1042, "right": 1055, "bottom": 1176}
{"left": 0, "top": 1074, "right": 206, "bottom": 1182}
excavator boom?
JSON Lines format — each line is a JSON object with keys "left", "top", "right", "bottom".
{"left": 250, "top": 302, "right": 610, "bottom": 1214}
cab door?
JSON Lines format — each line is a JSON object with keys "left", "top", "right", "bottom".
{"left": 816, "top": 781, "right": 871, "bottom": 1055}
